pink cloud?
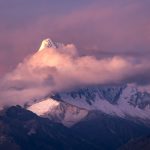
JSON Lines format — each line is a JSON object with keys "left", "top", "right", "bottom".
{"left": 1, "top": 41, "right": 150, "bottom": 107}
{"left": 0, "top": 0, "right": 150, "bottom": 77}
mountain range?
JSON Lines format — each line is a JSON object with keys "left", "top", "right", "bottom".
{"left": 1, "top": 39, "right": 150, "bottom": 150}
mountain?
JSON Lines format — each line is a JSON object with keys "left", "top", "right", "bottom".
{"left": 25, "top": 39, "right": 150, "bottom": 149}
{"left": 0, "top": 106, "right": 99, "bottom": 150}
{"left": 27, "top": 84, "right": 150, "bottom": 127}
{"left": 1, "top": 105, "right": 150, "bottom": 150}
{"left": 2, "top": 39, "right": 150, "bottom": 150}
{"left": 54, "top": 84, "right": 150, "bottom": 122}
{"left": 27, "top": 98, "right": 88, "bottom": 127}
{"left": 72, "top": 111, "right": 150, "bottom": 150}
{"left": 26, "top": 85, "right": 150, "bottom": 150}
{"left": 39, "top": 38, "right": 64, "bottom": 51}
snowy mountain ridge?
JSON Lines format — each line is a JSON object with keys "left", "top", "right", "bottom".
{"left": 54, "top": 84, "right": 150, "bottom": 119}
{"left": 28, "top": 84, "right": 150, "bottom": 127}
{"left": 28, "top": 98, "right": 88, "bottom": 127}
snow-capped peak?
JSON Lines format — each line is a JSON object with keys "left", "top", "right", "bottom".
{"left": 39, "top": 38, "right": 64, "bottom": 51}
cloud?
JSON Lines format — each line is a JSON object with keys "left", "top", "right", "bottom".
{"left": 0, "top": 42, "right": 150, "bottom": 107}
{"left": 0, "top": 0, "right": 150, "bottom": 77}
{"left": 55, "top": 1, "right": 150, "bottom": 53}
{"left": 0, "top": 0, "right": 150, "bottom": 107}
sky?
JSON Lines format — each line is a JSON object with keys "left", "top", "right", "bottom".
{"left": 0, "top": 0, "right": 150, "bottom": 106}
{"left": 0, "top": 0, "right": 150, "bottom": 77}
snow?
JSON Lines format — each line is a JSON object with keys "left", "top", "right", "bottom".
{"left": 118, "top": 85, "right": 150, "bottom": 119}
{"left": 61, "top": 103, "right": 88, "bottom": 127}
{"left": 27, "top": 98, "right": 88, "bottom": 127}
{"left": 39, "top": 38, "right": 57, "bottom": 51}
{"left": 27, "top": 84, "right": 150, "bottom": 127}
{"left": 38, "top": 38, "right": 64, "bottom": 51}
{"left": 56, "top": 84, "right": 150, "bottom": 121}
{"left": 28, "top": 98, "right": 60, "bottom": 116}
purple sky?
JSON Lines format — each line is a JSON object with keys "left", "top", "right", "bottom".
{"left": 0, "top": 0, "right": 150, "bottom": 77}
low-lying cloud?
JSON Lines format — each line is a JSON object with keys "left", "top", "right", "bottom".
{"left": 0, "top": 42, "right": 150, "bottom": 107}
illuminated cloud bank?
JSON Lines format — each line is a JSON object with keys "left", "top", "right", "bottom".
{"left": 0, "top": 39, "right": 150, "bottom": 107}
